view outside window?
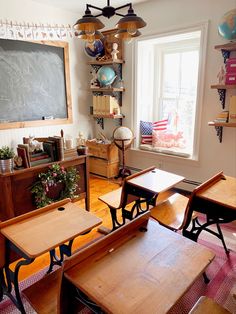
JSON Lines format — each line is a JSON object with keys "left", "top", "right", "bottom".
{"left": 136, "top": 30, "right": 202, "bottom": 158}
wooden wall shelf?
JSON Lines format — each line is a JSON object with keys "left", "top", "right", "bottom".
{"left": 211, "top": 84, "right": 236, "bottom": 89}
{"left": 208, "top": 122, "right": 236, "bottom": 127}
{"left": 88, "top": 60, "right": 125, "bottom": 65}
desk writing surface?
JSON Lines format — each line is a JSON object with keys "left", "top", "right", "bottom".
{"left": 128, "top": 168, "right": 184, "bottom": 194}
{"left": 1, "top": 202, "right": 102, "bottom": 258}
{"left": 65, "top": 220, "right": 214, "bottom": 314}
{"left": 196, "top": 176, "right": 236, "bottom": 210}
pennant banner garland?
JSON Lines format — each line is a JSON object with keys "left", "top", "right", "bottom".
{"left": 0, "top": 21, "right": 77, "bottom": 41}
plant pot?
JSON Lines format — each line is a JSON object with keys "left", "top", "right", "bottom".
{"left": 46, "top": 182, "right": 65, "bottom": 200}
{"left": 0, "top": 158, "right": 14, "bottom": 173}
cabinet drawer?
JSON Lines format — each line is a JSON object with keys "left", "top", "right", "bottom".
{"left": 86, "top": 141, "right": 119, "bottom": 162}
{"left": 89, "top": 157, "right": 119, "bottom": 178}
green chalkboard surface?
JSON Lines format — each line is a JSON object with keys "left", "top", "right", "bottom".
{"left": 0, "top": 39, "right": 72, "bottom": 129}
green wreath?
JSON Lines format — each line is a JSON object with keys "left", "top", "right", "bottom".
{"left": 31, "top": 163, "right": 80, "bottom": 208}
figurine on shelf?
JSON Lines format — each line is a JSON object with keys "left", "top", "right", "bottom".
{"left": 90, "top": 68, "right": 99, "bottom": 88}
{"left": 217, "top": 65, "right": 226, "bottom": 84}
{"left": 77, "top": 132, "right": 86, "bottom": 146}
{"left": 111, "top": 42, "right": 119, "bottom": 61}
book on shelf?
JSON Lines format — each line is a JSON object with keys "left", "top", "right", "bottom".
{"left": 48, "top": 136, "right": 64, "bottom": 161}
{"left": 214, "top": 111, "right": 229, "bottom": 123}
{"left": 17, "top": 144, "right": 30, "bottom": 165}
{"left": 229, "top": 95, "right": 236, "bottom": 123}
{"left": 30, "top": 157, "right": 52, "bottom": 167}
{"left": 30, "top": 151, "right": 49, "bottom": 161}
{"left": 92, "top": 95, "right": 121, "bottom": 116}
{"left": 43, "top": 141, "right": 57, "bottom": 161}
{"left": 17, "top": 147, "right": 30, "bottom": 168}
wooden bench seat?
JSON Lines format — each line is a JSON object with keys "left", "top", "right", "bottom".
{"left": 23, "top": 269, "right": 61, "bottom": 314}
{"left": 151, "top": 192, "right": 189, "bottom": 231}
{"left": 189, "top": 296, "right": 232, "bottom": 314}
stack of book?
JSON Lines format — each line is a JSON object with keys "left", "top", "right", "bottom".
{"left": 229, "top": 96, "right": 236, "bottom": 123}
{"left": 17, "top": 144, "right": 52, "bottom": 168}
{"left": 214, "top": 111, "right": 229, "bottom": 123}
{"left": 93, "top": 95, "right": 121, "bottom": 116}
{"left": 43, "top": 136, "right": 65, "bottom": 161}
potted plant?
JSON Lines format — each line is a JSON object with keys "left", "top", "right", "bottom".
{"left": 0, "top": 146, "right": 15, "bottom": 173}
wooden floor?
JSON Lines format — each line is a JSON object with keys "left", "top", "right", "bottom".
{"left": 11, "top": 175, "right": 236, "bottom": 282}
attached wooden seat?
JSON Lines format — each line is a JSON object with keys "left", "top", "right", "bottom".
{"left": 151, "top": 192, "right": 189, "bottom": 231}
{"left": 189, "top": 296, "right": 232, "bottom": 314}
{"left": 98, "top": 166, "right": 156, "bottom": 231}
{"left": 22, "top": 268, "right": 61, "bottom": 314}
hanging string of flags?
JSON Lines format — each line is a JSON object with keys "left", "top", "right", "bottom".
{"left": 0, "top": 20, "right": 78, "bottom": 41}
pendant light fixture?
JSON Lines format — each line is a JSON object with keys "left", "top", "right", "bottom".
{"left": 74, "top": 0, "right": 146, "bottom": 41}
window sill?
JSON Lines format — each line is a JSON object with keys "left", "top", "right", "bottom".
{"left": 130, "top": 146, "right": 200, "bottom": 166}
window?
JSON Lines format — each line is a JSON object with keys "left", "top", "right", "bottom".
{"left": 134, "top": 25, "right": 207, "bottom": 159}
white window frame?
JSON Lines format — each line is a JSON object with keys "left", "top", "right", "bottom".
{"left": 133, "top": 22, "right": 208, "bottom": 161}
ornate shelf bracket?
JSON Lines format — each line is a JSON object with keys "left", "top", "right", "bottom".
{"left": 214, "top": 126, "right": 223, "bottom": 143}
{"left": 217, "top": 89, "right": 226, "bottom": 109}
{"left": 95, "top": 117, "right": 104, "bottom": 129}
{"left": 221, "top": 49, "right": 230, "bottom": 63}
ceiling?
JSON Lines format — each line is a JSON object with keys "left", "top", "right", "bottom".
{"left": 32, "top": 0, "right": 150, "bottom": 14}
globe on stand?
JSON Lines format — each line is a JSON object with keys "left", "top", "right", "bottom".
{"left": 218, "top": 9, "right": 236, "bottom": 41}
{"left": 113, "top": 126, "right": 134, "bottom": 179}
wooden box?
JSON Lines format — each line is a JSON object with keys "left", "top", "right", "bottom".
{"left": 89, "top": 157, "right": 119, "bottom": 178}
{"left": 86, "top": 141, "right": 119, "bottom": 162}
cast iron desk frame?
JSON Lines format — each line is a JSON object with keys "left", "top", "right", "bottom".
{"left": 183, "top": 175, "right": 236, "bottom": 253}
{"left": 111, "top": 168, "right": 184, "bottom": 231}
{"left": 0, "top": 200, "right": 102, "bottom": 314}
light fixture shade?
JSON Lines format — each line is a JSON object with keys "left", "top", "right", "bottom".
{"left": 74, "top": 11, "right": 105, "bottom": 31}
{"left": 77, "top": 30, "right": 104, "bottom": 40}
{"left": 116, "top": 8, "right": 146, "bottom": 30}
{"left": 115, "top": 29, "right": 141, "bottom": 39}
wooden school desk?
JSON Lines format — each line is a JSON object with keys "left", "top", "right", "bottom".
{"left": 183, "top": 174, "right": 236, "bottom": 252}
{"left": 60, "top": 213, "right": 215, "bottom": 314}
{"left": 0, "top": 199, "right": 102, "bottom": 314}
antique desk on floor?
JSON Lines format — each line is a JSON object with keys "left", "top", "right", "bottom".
{"left": 60, "top": 213, "right": 215, "bottom": 314}
{"left": 183, "top": 174, "right": 236, "bottom": 251}
{"left": 0, "top": 199, "right": 102, "bottom": 314}
{"left": 0, "top": 155, "right": 90, "bottom": 221}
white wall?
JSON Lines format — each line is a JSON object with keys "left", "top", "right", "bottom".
{"left": 0, "top": 0, "right": 236, "bottom": 186}
{"left": 120, "top": 0, "right": 236, "bottom": 186}
{"left": 0, "top": 0, "right": 95, "bottom": 149}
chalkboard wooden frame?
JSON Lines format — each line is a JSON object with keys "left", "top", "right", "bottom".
{"left": 0, "top": 40, "right": 72, "bottom": 130}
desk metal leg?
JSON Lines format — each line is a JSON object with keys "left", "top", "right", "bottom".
{"left": 47, "top": 239, "right": 74, "bottom": 274}
{"left": 183, "top": 216, "right": 231, "bottom": 255}
{"left": 5, "top": 241, "right": 34, "bottom": 314}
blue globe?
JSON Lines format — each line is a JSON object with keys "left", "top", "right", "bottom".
{"left": 85, "top": 40, "right": 104, "bottom": 58}
{"left": 218, "top": 9, "right": 236, "bottom": 40}
{"left": 97, "top": 66, "right": 117, "bottom": 87}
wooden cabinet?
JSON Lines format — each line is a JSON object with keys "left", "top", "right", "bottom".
{"left": 0, "top": 156, "right": 90, "bottom": 221}
{"left": 210, "top": 43, "right": 236, "bottom": 142}
{"left": 86, "top": 141, "right": 119, "bottom": 178}
{"left": 88, "top": 59, "right": 125, "bottom": 129}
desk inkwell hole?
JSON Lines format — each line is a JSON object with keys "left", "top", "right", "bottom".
{"left": 151, "top": 170, "right": 156, "bottom": 173}
{"left": 58, "top": 207, "right": 65, "bottom": 211}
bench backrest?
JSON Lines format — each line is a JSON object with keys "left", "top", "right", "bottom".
{"left": 58, "top": 211, "right": 150, "bottom": 313}
{"left": 180, "top": 171, "right": 224, "bottom": 229}
{"left": 118, "top": 166, "right": 156, "bottom": 208}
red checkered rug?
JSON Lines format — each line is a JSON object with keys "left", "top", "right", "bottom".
{"left": 0, "top": 236, "right": 235, "bottom": 313}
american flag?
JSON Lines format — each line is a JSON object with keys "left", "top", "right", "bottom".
{"left": 153, "top": 118, "right": 168, "bottom": 131}
{"left": 140, "top": 121, "right": 152, "bottom": 144}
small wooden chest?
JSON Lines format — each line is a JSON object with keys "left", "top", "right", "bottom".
{"left": 86, "top": 141, "right": 119, "bottom": 178}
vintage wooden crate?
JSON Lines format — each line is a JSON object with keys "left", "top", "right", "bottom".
{"left": 86, "top": 141, "right": 119, "bottom": 162}
{"left": 89, "top": 157, "right": 119, "bottom": 178}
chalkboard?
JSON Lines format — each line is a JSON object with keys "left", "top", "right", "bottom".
{"left": 0, "top": 39, "right": 72, "bottom": 129}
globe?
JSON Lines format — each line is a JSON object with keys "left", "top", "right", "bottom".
{"left": 218, "top": 9, "right": 236, "bottom": 40}
{"left": 113, "top": 126, "right": 134, "bottom": 150}
{"left": 84, "top": 40, "right": 105, "bottom": 58}
{"left": 97, "top": 66, "right": 117, "bottom": 87}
